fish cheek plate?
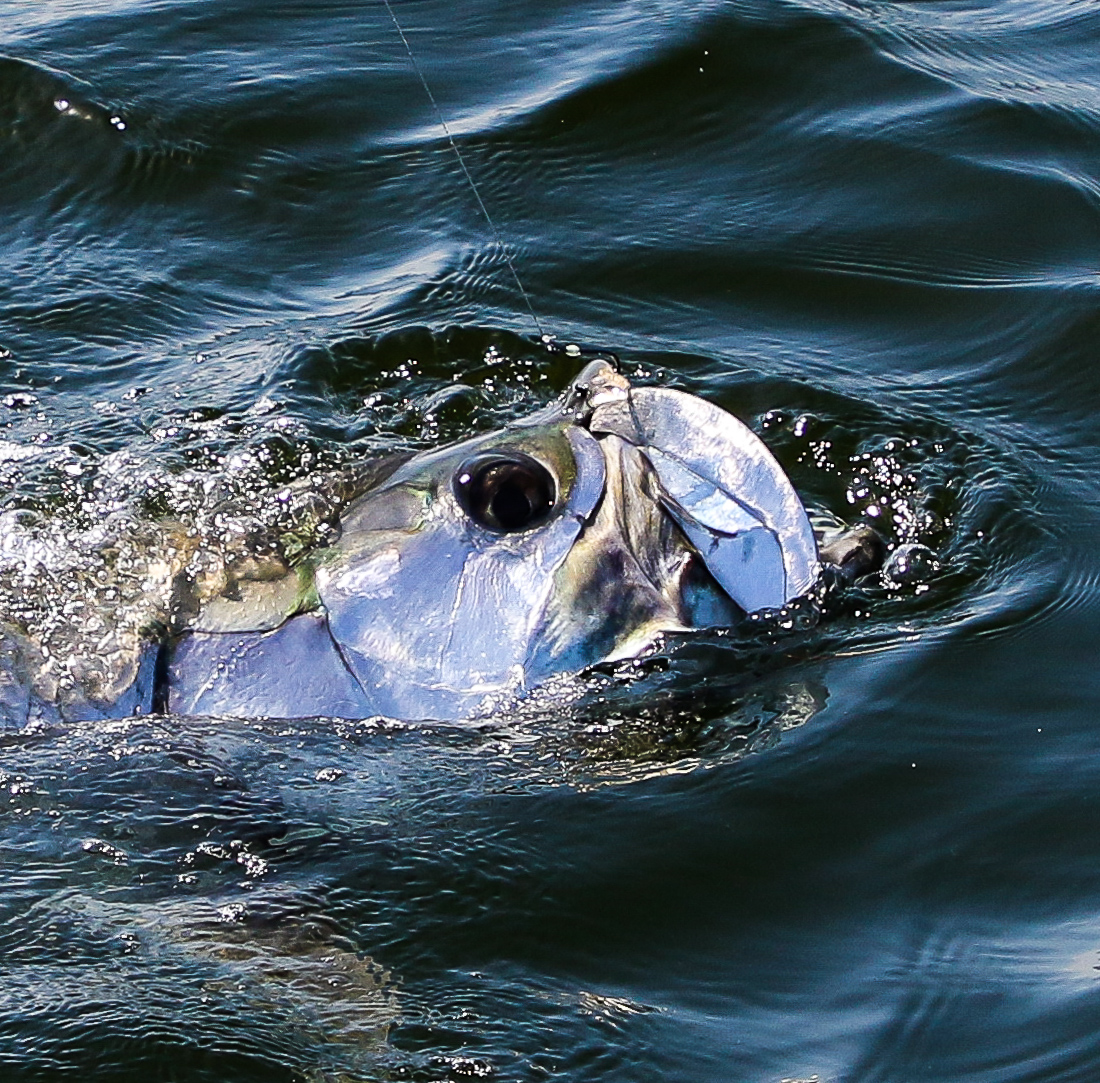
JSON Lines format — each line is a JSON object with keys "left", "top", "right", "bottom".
{"left": 314, "top": 425, "right": 608, "bottom": 720}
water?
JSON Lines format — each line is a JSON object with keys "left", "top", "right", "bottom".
{"left": 0, "top": 0, "right": 1098, "bottom": 1078}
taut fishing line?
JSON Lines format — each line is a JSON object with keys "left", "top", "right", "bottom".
{"left": 381, "top": 0, "right": 546, "bottom": 339}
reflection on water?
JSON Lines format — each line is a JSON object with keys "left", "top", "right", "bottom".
{"left": 1, "top": 0, "right": 1099, "bottom": 1079}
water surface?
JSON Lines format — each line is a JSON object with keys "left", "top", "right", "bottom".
{"left": 1, "top": 0, "right": 1099, "bottom": 1080}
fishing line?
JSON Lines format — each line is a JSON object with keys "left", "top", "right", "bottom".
{"left": 381, "top": 0, "right": 546, "bottom": 339}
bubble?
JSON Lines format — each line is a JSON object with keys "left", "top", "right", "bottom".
{"left": 883, "top": 543, "right": 941, "bottom": 588}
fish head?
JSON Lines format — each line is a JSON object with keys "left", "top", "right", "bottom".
{"left": 313, "top": 361, "right": 819, "bottom": 719}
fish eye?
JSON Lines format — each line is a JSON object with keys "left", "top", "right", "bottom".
{"left": 453, "top": 452, "right": 557, "bottom": 532}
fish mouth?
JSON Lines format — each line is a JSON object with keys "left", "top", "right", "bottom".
{"left": 562, "top": 358, "right": 820, "bottom": 615}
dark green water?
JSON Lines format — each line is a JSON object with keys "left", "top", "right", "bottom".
{"left": 1, "top": 0, "right": 1099, "bottom": 1079}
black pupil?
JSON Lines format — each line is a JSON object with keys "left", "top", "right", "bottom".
{"left": 454, "top": 454, "right": 556, "bottom": 532}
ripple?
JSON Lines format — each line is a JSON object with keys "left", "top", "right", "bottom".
{"left": 802, "top": 0, "right": 1100, "bottom": 125}
{"left": 850, "top": 915, "right": 1100, "bottom": 1082}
